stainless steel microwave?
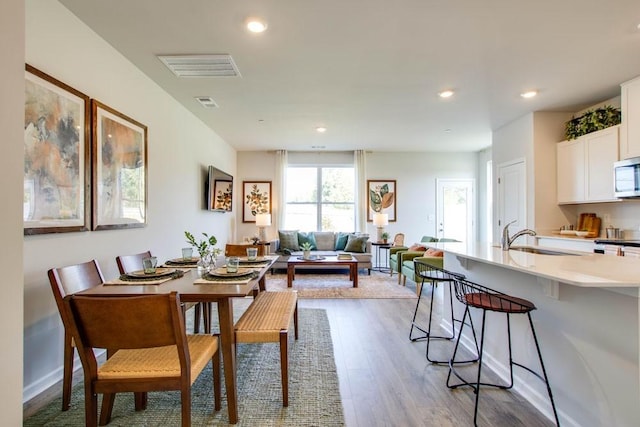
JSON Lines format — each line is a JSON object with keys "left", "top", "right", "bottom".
{"left": 614, "top": 157, "right": 640, "bottom": 198}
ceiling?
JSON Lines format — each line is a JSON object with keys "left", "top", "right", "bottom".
{"left": 60, "top": 0, "right": 640, "bottom": 153}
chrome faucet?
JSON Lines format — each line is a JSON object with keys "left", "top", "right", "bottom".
{"left": 501, "top": 220, "right": 536, "bottom": 250}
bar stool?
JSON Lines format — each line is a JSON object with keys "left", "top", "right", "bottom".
{"left": 446, "top": 277, "right": 560, "bottom": 426}
{"left": 410, "top": 260, "right": 479, "bottom": 364}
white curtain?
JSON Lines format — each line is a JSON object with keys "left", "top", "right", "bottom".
{"left": 274, "top": 150, "right": 288, "bottom": 230}
{"left": 354, "top": 150, "right": 367, "bottom": 233}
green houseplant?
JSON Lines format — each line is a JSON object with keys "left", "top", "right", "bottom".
{"left": 300, "top": 242, "right": 313, "bottom": 260}
{"left": 564, "top": 105, "right": 621, "bottom": 140}
{"left": 381, "top": 232, "right": 390, "bottom": 243}
{"left": 185, "top": 231, "right": 221, "bottom": 273}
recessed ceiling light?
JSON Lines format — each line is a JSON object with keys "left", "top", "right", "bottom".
{"left": 316, "top": 127, "right": 327, "bottom": 133}
{"left": 520, "top": 90, "right": 538, "bottom": 98}
{"left": 246, "top": 18, "right": 268, "bottom": 33}
{"left": 438, "top": 90, "right": 454, "bottom": 98}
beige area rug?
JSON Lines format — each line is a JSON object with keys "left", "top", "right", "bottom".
{"left": 265, "top": 271, "right": 418, "bottom": 299}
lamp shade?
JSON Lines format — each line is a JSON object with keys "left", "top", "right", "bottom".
{"left": 255, "top": 213, "right": 272, "bottom": 227}
{"left": 373, "top": 213, "right": 388, "bottom": 227}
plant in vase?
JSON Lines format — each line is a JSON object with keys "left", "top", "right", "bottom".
{"left": 381, "top": 231, "right": 390, "bottom": 244}
{"left": 300, "top": 242, "right": 313, "bottom": 260}
{"left": 185, "top": 231, "right": 221, "bottom": 274}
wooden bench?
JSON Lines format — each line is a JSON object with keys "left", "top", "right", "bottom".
{"left": 234, "top": 291, "right": 298, "bottom": 406}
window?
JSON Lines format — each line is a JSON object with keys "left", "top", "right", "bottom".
{"left": 285, "top": 166, "right": 355, "bottom": 231}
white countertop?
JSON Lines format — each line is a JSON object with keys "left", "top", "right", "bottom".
{"left": 428, "top": 241, "right": 640, "bottom": 288}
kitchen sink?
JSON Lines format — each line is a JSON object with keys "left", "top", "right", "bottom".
{"left": 509, "top": 246, "right": 580, "bottom": 256}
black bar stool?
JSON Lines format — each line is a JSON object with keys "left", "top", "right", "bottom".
{"left": 410, "top": 260, "right": 479, "bottom": 364}
{"left": 446, "top": 277, "right": 560, "bottom": 426}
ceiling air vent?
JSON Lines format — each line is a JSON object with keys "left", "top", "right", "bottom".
{"left": 157, "top": 54, "right": 241, "bottom": 78}
{"left": 195, "top": 96, "right": 219, "bottom": 109}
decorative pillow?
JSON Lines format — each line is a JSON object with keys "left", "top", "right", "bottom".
{"left": 408, "top": 244, "right": 427, "bottom": 252}
{"left": 334, "top": 232, "right": 350, "bottom": 251}
{"left": 314, "top": 232, "right": 335, "bottom": 251}
{"left": 344, "top": 234, "right": 369, "bottom": 253}
{"left": 278, "top": 230, "right": 300, "bottom": 252}
{"left": 425, "top": 248, "right": 444, "bottom": 257}
{"left": 297, "top": 231, "right": 318, "bottom": 250}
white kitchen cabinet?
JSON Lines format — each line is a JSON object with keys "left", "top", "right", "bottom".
{"left": 620, "top": 76, "right": 640, "bottom": 159}
{"left": 557, "top": 125, "right": 619, "bottom": 204}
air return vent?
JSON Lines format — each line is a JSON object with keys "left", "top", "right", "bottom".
{"left": 157, "top": 54, "right": 241, "bottom": 78}
{"left": 195, "top": 96, "right": 219, "bottom": 109}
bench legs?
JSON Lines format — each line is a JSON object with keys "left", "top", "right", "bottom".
{"left": 280, "top": 331, "right": 289, "bottom": 406}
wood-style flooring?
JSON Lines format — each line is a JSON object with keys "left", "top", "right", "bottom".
{"left": 24, "top": 274, "right": 555, "bottom": 426}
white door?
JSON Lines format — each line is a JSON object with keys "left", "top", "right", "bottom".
{"left": 496, "top": 159, "right": 526, "bottom": 242}
{"left": 436, "top": 179, "right": 475, "bottom": 243}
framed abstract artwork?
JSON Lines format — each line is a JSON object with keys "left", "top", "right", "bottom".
{"left": 91, "top": 100, "right": 148, "bottom": 230}
{"left": 242, "top": 181, "right": 271, "bottom": 223}
{"left": 24, "top": 64, "right": 90, "bottom": 235}
{"left": 367, "top": 179, "right": 396, "bottom": 222}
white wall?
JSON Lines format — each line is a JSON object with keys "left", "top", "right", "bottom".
{"left": 1, "top": 0, "right": 25, "bottom": 423}
{"left": 23, "top": 0, "right": 236, "bottom": 401}
{"left": 236, "top": 151, "right": 480, "bottom": 246}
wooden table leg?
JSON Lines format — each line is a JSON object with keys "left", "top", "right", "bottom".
{"left": 217, "top": 299, "right": 238, "bottom": 424}
{"left": 352, "top": 263, "right": 358, "bottom": 288}
{"left": 287, "top": 264, "right": 294, "bottom": 287}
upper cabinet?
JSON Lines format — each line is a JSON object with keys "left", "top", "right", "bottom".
{"left": 620, "top": 76, "right": 640, "bottom": 159}
{"left": 557, "top": 125, "right": 619, "bottom": 204}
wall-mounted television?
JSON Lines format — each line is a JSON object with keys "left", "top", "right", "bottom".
{"left": 206, "top": 166, "right": 233, "bottom": 212}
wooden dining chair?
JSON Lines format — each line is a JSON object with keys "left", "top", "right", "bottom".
{"left": 63, "top": 292, "right": 221, "bottom": 427}
{"left": 225, "top": 243, "right": 264, "bottom": 257}
{"left": 116, "top": 251, "right": 210, "bottom": 334}
{"left": 47, "top": 260, "right": 106, "bottom": 411}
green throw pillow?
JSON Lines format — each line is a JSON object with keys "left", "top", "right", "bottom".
{"left": 297, "top": 232, "right": 317, "bottom": 250}
{"left": 334, "top": 232, "right": 350, "bottom": 250}
{"left": 344, "top": 234, "right": 368, "bottom": 253}
{"left": 278, "top": 230, "right": 300, "bottom": 252}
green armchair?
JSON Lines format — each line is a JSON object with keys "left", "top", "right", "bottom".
{"left": 401, "top": 254, "right": 444, "bottom": 294}
{"left": 388, "top": 236, "right": 437, "bottom": 283}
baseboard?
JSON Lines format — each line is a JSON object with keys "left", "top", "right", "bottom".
{"left": 23, "top": 349, "right": 106, "bottom": 404}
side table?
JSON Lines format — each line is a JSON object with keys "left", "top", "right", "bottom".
{"left": 371, "top": 242, "right": 392, "bottom": 273}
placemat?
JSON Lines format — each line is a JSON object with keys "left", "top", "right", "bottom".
{"left": 104, "top": 269, "right": 186, "bottom": 286}
{"left": 195, "top": 270, "right": 259, "bottom": 285}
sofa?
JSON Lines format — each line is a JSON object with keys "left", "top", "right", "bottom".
{"left": 270, "top": 230, "right": 372, "bottom": 273}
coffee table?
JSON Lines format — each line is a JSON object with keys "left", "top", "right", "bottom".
{"left": 287, "top": 255, "right": 358, "bottom": 287}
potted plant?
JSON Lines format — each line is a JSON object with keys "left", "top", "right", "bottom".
{"left": 381, "top": 232, "right": 390, "bottom": 244}
{"left": 300, "top": 242, "right": 313, "bottom": 260}
{"left": 185, "top": 231, "right": 221, "bottom": 273}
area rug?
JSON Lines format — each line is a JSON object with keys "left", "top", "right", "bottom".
{"left": 266, "top": 272, "right": 418, "bottom": 299}
{"left": 24, "top": 308, "right": 344, "bottom": 426}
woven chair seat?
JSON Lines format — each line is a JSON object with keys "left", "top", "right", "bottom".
{"left": 236, "top": 291, "right": 297, "bottom": 343}
{"left": 99, "top": 334, "right": 218, "bottom": 382}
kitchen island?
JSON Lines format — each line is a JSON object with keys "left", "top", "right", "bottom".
{"left": 427, "top": 241, "right": 640, "bottom": 427}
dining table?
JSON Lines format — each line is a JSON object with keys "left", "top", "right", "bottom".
{"left": 78, "top": 255, "right": 277, "bottom": 424}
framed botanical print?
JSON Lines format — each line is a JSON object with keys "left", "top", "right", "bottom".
{"left": 24, "top": 64, "right": 90, "bottom": 235}
{"left": 367, "top": 179, "right": 396, "bottom": 222}
{"left": 242, "top": 181, "right": 271, "bottom": 222}
{"left": 212, "top": 179, "right": 233, "bottom": 211}
{"left": 91, "top": 100, "right": 148, "bottom": 230}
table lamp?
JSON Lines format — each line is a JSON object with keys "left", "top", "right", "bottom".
{"left": 373, "top": 213, "right": 388, "bottom": 242}
{"left": 255, "top": 213, "right": 272, "bottom": 243}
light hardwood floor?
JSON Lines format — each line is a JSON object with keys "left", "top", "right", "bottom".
{"left": 25, "top": 275, "right": 555, "bottom": 426}
{"left": 300, "top": 281, "right": 555, "bottom": 427}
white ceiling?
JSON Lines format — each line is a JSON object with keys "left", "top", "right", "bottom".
{"left": 60, "top": 0, "right": 640, "bottom": 153}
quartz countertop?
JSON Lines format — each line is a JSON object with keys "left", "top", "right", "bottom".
{"left": 427, "top": 241, "right": 640, "bottom": 288}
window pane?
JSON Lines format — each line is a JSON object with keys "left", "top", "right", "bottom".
{"left": 286, "top": 167, "right": 317, "bottom": 202}
{"left": 322, "top": 168, "right": 354, "bottom": 202}
{"left": 286, "top": 203, "right": 317, "bottom": 230}
{"left": 321, "top": 204, "right": 355, "bottom": 232}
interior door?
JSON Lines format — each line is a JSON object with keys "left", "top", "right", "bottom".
{"left": 436, "top": 179, "right": 475, "bottom": 243}
{"left": 496, "top": 159, "right": 526, "bottom": 242}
